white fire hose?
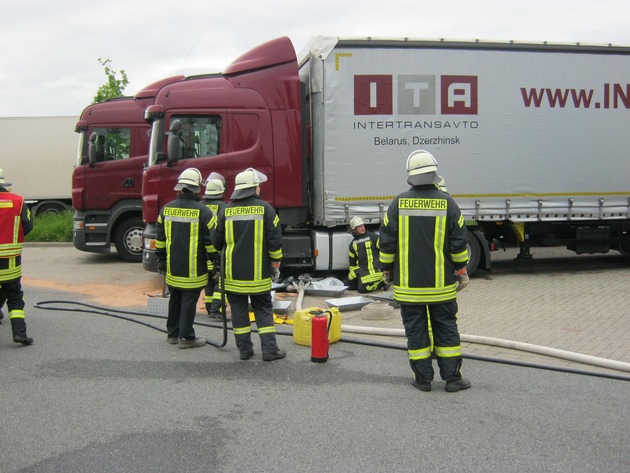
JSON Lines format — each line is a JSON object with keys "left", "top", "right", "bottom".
{"left": 293, "top": 285, "right": 630, "bottom": 373}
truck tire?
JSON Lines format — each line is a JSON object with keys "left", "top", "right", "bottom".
{"left": 114, "top": 217, "right": 144, "bottom": 262}
{"left": 36, "top": 203, "right": 67, "bottom": 215}
{"left": 466, "top": 230, "right": 481, "bottom": 276}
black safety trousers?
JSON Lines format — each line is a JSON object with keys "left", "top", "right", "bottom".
{"left": 401, "top": 301, "right": 463, "bottom": 382}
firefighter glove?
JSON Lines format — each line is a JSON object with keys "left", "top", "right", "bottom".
{"left": 270, "top": 261, "right": 281, "bottom": 282}
{"left": 456, "top": 267, "right": 469, "bottom": 292}
{"left": 157, "top": 259, "right": 167, "bottom": 275}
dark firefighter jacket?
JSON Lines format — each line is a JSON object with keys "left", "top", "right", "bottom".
{"left": 155, "top": 193, "right": 216, "bottom": 289}
{"left": 203, "top": 196, "right": 226, "bottom": 272}
{"left": 0, "top": 189, "right": 33, "bottom": 282}
{"left": 348, "top": 231, "right": 383, "bottom": 284}
{"left": 212, "top": 194, "right": 283, "bottom": 295}
{"left": 379, "top": 185, "right": 469, "bottom": 303}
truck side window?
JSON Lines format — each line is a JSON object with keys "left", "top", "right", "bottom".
{"left": 171, "top": 116, "right": 221, "bottom": 159}
{"left": 91, "top": 127, "right": 131, "bottom": 160}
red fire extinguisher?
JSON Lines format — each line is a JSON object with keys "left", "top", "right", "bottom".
{"left": 311, "top": 309, "right": 333, "bottom": 363}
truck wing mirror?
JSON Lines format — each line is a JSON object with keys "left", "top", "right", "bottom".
{"left": 166, "top": 120, "right": 182, "bottom": 166}
{"left": 88, "top": 132, "right": 97, "bottom": 167}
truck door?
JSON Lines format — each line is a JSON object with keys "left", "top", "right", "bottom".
{"left": 82, "top": 126, "right": 149, "bottom": 210}
{"left": 156, "top": 113, "right": 226, "bottom": 205}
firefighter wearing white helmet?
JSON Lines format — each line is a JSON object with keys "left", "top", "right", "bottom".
{"left": 379, "top": 150, "right": 471, "bottom": 393}
{"left": 213, "top": 167, "right": 286, "bottom": 361}
{"left": 155, "top": 167, "right": 217, "bottom": 348}
{"left": 0, "top": 168, "right": 34, "bottom": 345}
{"left": 202, "top": 173, "right": 227, "bottom": 319}
{"left": 345, "top": 216, "right": 386, "bottom": 293}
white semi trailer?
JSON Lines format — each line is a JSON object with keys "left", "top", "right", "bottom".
{"left": 0, "top": 116, "right": 77, "bottom": 215}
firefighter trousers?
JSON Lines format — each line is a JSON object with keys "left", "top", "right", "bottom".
{"left": 400, "top": 301, "right": 463, "bottom": 382}
{"left": 204, "top": 276, "right": 224, "bottom": 314}
{"left": 0, "top": 278, "right": 29, "bottom": 336}
{"left": 166, "top": 286, "right": 202, "bottom": 340}
{"left": 227, "top": 292, "right": 279, "bottom": 355}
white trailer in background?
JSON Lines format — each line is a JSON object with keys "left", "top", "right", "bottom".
{"left": 0, "top": 116, "right": 77, "bottom": 215}
{"left": 300, "top": 37, "right": 630, "bottom": 272}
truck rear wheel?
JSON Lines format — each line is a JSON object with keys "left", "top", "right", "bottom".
{"left": 466, "top": 230, "right": 481, "bottom": 276}
{"left": 114, "top": 217, "right": 144, "bottom": 262}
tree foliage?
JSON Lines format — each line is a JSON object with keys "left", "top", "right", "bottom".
{"left": 93, "top": 58, "right": 129, "bottom": 103}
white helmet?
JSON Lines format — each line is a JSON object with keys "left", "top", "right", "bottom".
{"left": 0, "top": 168, "right": 12, "bottom": 188}
{"left": 437, "top": 175, "right": 448, "bottom": 193}
{"left": 174, "top": 168, "right": 203, "bottom": 193}
{"left": 406, "top": 150, "right": 441, "bottom": 186}
{"left": 231, "top": 167, "right": 268, "bottom": 199}
{"left": 350, "top": 216, "right": 364, "bottom": 230}
{"left": 205, "top": 178, "right": 225, "bottom": 196}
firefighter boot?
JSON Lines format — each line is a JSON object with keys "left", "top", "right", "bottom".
{"left": 11, "top": 318, "right": 33, "bottom": 345}
{"left": 445, "top": 378, "right": 471, "bottom": 392}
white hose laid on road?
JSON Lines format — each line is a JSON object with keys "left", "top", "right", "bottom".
{"left": 339, "top": 324, "right": 630, "bottom": 373}
{"left": 294, "top": 285, "right": 630, "bottom": 373}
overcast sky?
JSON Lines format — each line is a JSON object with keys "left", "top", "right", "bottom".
{"left": 2, "top": 0, "right": 630, "bottom": 118}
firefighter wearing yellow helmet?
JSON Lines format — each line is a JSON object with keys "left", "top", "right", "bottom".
{"left": 379, "top": 150, "right": 471, "bottom": 393}
{"left": 155, "top": 168, "right": 217, "bottom": 348}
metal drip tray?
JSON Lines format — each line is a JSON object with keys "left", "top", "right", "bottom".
{"left": 303, "top": 285, "right": 348, "bottom": 297}
{"left": 325, "top": 296, "right": 373, "bottom": 312}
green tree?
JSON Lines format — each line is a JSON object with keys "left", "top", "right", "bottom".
{"left": 93, "top": 58, "right": 129, "bottom": 103}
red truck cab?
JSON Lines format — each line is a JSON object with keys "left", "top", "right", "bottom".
{"left": 142, "top": 37, "right": 306, "bottom": 271}
{"left": 72, "top": 76, "right": 184, "bottom": 261}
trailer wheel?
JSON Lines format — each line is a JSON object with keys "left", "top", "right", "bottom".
{"left": 466, "top": 230, "right": 481, "bottom": 276}
{"left": 36, "top": 203, "right": 67, "bottom": 215}
{"left": 114, "top": 217, "right": 144, "bottom": 262}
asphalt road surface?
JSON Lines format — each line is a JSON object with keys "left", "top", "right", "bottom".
{"left": 1, "top": 244, "right": 629, "bottom": 472}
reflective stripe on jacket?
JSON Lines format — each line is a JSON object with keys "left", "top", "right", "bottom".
{"left": 379, "top": 185, "right": 468, "bottom": 303}
{"left": 348, "top": 231, "right": 383, "bottom": 284}
{"left": 213, "top": 195, "right": 283, "bottom": 295}
{"left": 156, "top": 193, "right": 215, "bottom": 289}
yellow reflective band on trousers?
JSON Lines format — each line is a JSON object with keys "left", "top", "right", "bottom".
{"left": 9, "top": 309, "right": 25, "bottom": 319}
{"left": 258, "top": 325, "right": 276, "bottom": 335}
{"left": 408, "top": 346, "right": 432, "bottom": 360}
{"left": 435, "top": 345, "right": 462, "bottom": 358}
{"left": 233, "top": 326, "right": 252, "bottom": 336}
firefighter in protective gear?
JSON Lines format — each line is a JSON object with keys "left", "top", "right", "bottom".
{"left": 379, "top": 150, "right": 471, "bottom": 393}
{"left": 212, "top": 167, "right": 286, "bottom": 361}
{"left": 345, "top": 216, "right": 386, "bottom": 293}
{"left": 202, "top": 173, "right": 228, "bottom": 319}
{"left": 155, "top": 168, "right": 216, "bottom": 349}
{"left": 0, "top": 168, "right": 34, "bottom": 345}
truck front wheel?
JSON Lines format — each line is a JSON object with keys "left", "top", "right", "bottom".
{"left": 114, "top": 217, "right": 144, "bottom": 262}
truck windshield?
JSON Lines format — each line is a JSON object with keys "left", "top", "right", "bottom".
{"left": 76, "top": 130, "right": 86, "bottom": 166}
{"left": 148, "top": 119, "right": 162, "bottom": 167}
